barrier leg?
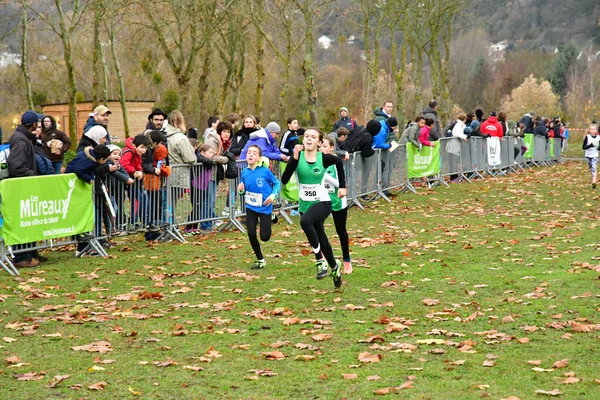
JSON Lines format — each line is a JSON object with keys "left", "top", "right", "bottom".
{"left": 0, "top": 243, "right": 19, "bottom": 276}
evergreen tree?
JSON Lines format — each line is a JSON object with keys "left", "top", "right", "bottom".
{"left": 549, "top": 42, "right": 578, "bottom": 98}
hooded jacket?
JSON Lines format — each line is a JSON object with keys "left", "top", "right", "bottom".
{"left": 533, "top": 121, "right": 549, "bottom": 138}
{"left": 120, "top": 137, "right": 143, "bottom": 175}
{"left": 165, "top": 123, "right": 196, "bottom": 188}
{"left": 230, "top": 127, "right": 254, "bottom": 157}
{"left": 372, "top": 120, "right": 391, "bottom": 149}
{"left": 240, "top": 128, "right": 284, "bottom": 161}
{"left": 422, "top": 106, "right": 442, "bottom": 141}
{"left": 519, "top": 113, "right": 534, "bottom": 133}
{"left": 399, "top": 122, "right": 422, "bottom": 149}
{"left": 339, "top": 126, "right": 374, "bottom": 158}
{"left": 65, "top": 146, "right": 110, "bottom": 189}
{"left": 7, "top": 125, "right": 37, "bottom": 177}
{"left": 419, "top": 125, "right": 433, "bottom": 147}
{"left": 480, "top": 115, "right": 503, "bottom": 138}
{"left": 333, "top": 108, "right": 356, "bottom": 131}
{"left": 373, "top": 107, "right": 390, "bottom": 122}
{"left": 40, "top": 116, "right": 71, "bottom": 161}
{"left": 205, "top": 129, "right": 226, "bottom": 156}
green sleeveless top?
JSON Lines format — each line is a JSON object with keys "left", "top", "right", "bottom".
{"left": 323, "top": 164, "right": 347, "bottom": 212}
{"left": 297, "top": 152, "right": 330, "bottom": 213}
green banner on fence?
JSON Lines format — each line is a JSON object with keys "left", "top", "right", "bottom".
{"left": 407, "top": 141, "right": 441, "bottom": 178}
{"left": 0, "top": 174, "right": 94, "bottom": 246}
{"left": 549, "top": 138, "right": 554, "bottom": 157}
{"left": 523, "top": 134, "right": 534, "bottom": 159}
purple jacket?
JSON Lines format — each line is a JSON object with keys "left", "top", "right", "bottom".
{"left": 239, "top": 128, "right": 284, "bottom": 161}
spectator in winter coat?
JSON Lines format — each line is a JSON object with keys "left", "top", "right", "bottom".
{"left": 342, "top": 123, "right": 375, "bottom": 158}
{"left": 279, "top": 117, "right": 305, "bottom": 157}
{"left": 533, "top": 117, "right": 549, "bottom": 139}
{"left": 497, "top": 112, "right": 508, "bottom": 136}
{"left": 140, "top": 130, "right": 166, "bottom": 179}
{"left": 452, "top": 113, "right": 468, "bottom": 141}
{"left": 419, "top": 118, "right": 435, "bottom": 147}
{"left": 230, "top": 115, "right": 257, "bottom": 157}
{"left": 422, "top": 100, "right": 442, "bottom": 141}
{"left": 203, "top": 116, "right": 219, "bottom": 141}
{"left": 206, "top": 121, "right": 230, "bottom": 157}
{"left": 83, "top": 105, "right": 111, "bottom": 144}
{"left": 399, "top": 116, "right": 425, "bottom": 149}
{"left": 333, "top": 107, "right": 356, "bottom": 132}
{"left": 372, "top": 117, "right": 398, "bottom": 150}
{"left": 519, "top": 111, "right": 535, "bottom": 133}
{"left": 164, "top": 110, "right": 197, "bottom": 189}
{"left": 240, "top": 122, "right": 287, "bottom": 161}
{"left": 327, "top": 128, "right": 350, "bottom": 160}
{"left": 77, "top": 125, "right": 108, "bottom": 153}
{"left": 40, "top": 115, "right": 71, "bottom": 174}
{"left": 66, "top": 144, "right": 112, "bottom": 184}
{"left": 146, "top": 108, "right": 168, "bottom": 130}
{"left": 480, "top": 111, "right": 504, "bottom": 137}
{"left": 475, "top": 108, "right": 484, "bottom": 123}
{"left": 373, "top": 101, "right": 393, "bottom": 122}
{"left": 583, "top": 123, "right": 600, "bottom": 188}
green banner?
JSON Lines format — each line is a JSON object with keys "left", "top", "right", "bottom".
{"left": 523, "top": 134, "right": 534, "bottom": 159}
{"left": 0, "top": 174, "right": 94, "bottom": 245}
{"left": 549, "top": 138, "right": 554, "bottom": 158}
{"left": 407, "top": 141, "right": 441, "bottom": 178}
{"left": 279, "top": 162, "right": 299, "bottom": 202}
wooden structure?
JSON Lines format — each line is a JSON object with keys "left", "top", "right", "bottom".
{"left": 42, "top": 100, "right": 155, "bottom": 142}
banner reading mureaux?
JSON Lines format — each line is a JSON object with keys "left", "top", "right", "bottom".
{"left": 0, "top": 174, "right": 94, "bottom": 245}
{"left": 407, "top": 141, "right": 440, "bottom": 178}
{"left": 523, "top": 134, "right": 534, "bottom": 159}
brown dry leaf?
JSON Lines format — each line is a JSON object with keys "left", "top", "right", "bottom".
{"left": 380, "top": 281, "right": 398, "bottom": 288}
{"left": 311, "top": 334, "right": 333, "bottom": 342}
{"left": 115, "top": 269, "right": 127, "bottom": 275}
{"left": 527, "top": 360, "right": 542, "bottom": 366}
{"left": 385, "top": 322, "right": 409, "bottom": 332}
{"left": 183, "top": 365, "right": 204, "bottom": 372}
{"left": 502, "top": 316, "right": 515, "bottom": 323}
{"left": 553, "top": 359, "right": 568, "bottom": 369}
{"left": 448, "top": 360, "right": 466, "bottom": 365}
{"left": 153, "top": 359, "right": 177, "bottom": 367}
{"left": 358, "top": 352, "right": 382, "bottom": 363}
{"left": 482, "top": 360, "right": 496, "bottom": 367}
{"left": 500, "top": 397, "right": 521, "bottom": 400}
{"left": 5, "top": 356, "right": 21, "bottom": 364}
{"left": 295, "top": 355, "right": 316, "bottom": 361}
{"left": 267, "top": 340, "right": 289, "bottom": 349}
{"left": 423, "top": 298, "right": 440, "bottom": 306}
{"left": 561, "top": 377, "right": 580, "bottom": 384}
{"left": 367, "top": 375, "right": 381, "bottom": 381}
{"left": 517, "top": 337, "right": 530, "bottom": 344}
{"left": 71, "top": 341, "right": 112, "bottom": 354}
{"left": 342, "top": 373, "right": 358, "bottom": 380}
{"left": 3, "top": 337, "right": 17, "bottom": 343}
{"left": 398, "top": 381, "right": 414, "bottom": 389}
{"left": 13, "top": 371, "right": 46, "bottom": 381}
{"left": 534, "top": 389, "right": 562, "bottom": 396}
{"left": 374, "top": 387, "right": 394, "bottom": 395}
{"left": 283, "top": 317, "right": 300, "bottom": 326}
{"left": 359, "top": 335, "right": 385, "bottom": 343}
{"left": 88, "top": 381, "right": 108, "bottom": 390}
{"left": 262, "top": 351, "right": 286, "bottom": 360}
{"left": 47, "top": 375, "right": 70, "bottom": 388}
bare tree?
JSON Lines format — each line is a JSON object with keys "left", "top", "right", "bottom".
{"left": 19, "top": 0, "right": 34, "bottom": 110}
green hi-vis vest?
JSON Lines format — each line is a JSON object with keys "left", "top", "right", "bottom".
{"left": 297, "top": 152, "right": 330, "bottom": 213}
{"left": 323, "top": 164, "right": 347, "bottom": 212}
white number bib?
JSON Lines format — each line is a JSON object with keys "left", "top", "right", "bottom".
{"left": 245, "top": 191, "right": 263, "bottom": 207}
{"left": 299, "top": 183, "right": 329, "bottom": 202}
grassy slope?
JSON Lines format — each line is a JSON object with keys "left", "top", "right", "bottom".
{"left": 0, "top": 161, "right": 599, "bottom": 400}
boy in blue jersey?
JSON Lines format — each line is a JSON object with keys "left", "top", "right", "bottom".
{"left": 238, "top": 145, "right": 281, "bottom": 269}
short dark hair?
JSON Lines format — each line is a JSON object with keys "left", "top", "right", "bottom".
{"left": 254, "top": 115, "right": 261, "bottom": 125}
{"left": 428, "top": 100, "right": 437, "bottom": 109}
{"left": 425, "top": 118, "right": 435, "bottom": 127}
{"left": 226, "top": 113, "right": 239, "bottom": 124}
{"left": 287, "top": 117, "right": 297, "bottom": 125}
{"left": 216, "top": 121, "right": 233, "bottom": 135}
{"left": 132, "top": 133, "right": 150, "bottom": 147}
{"left": 149, "top": 130, "right": 163, "bottom": 144}
{"left": 415, "top": 115, "right": 425, "bottom": 123}
{"left": 383, "top": 101, "right": 393, "bottom": 107}
{"left": 207, "top": 116, "right": 219, "bottom": 127}
{"left": 336, "top": 127, "right": 349, "bottom": 137}
{"left": 94, "top": 144, "right": 110, "bottom": 160}
{"left": 248, "top": 144, "right": 262, "bottom": 156}
{"left": 198, "top": 144, "right": 213, "bottom": 154}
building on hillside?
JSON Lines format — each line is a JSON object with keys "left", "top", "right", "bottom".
{"left": 489, "top": 40, "right": 509, "bottom": 62}
{"left": 42, "top": 100, "right": 155, "bottom": 142}
{"left": 0, "top": 52, "right": 21, "bottom": 68}
{"left": 318, "top": 35, "right": 333, "bottom": 50}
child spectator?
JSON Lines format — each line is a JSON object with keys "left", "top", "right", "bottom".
{"left": 106, "top": 145, "right": 134, "bottom": 234}
{"left": 372, "top": 117, "right": 398, "bottom": 150}
{"left": 583, "top": 123, "right": 599, "bottom": 189}
{"left": 279, "top": 117, "right": 305, "bottom": 157}
{"left": 400, "top": 116, "right": 425, "bottom": 150}
{"left": 452, "top": 113, "right": 468, "bottom": 141}
{"left": 238, "top": 145, "right": 280, "bottom": 269}
{"left": 143, "top": 143, "right": 170, "bottom": 231}
{"left": 121, "top": 134, "right": 150, "bottom": 231}
{"left": 419, "top": 118, "right": 435, "bottom": 147}
{"left": 326, "top": 127, "right": 350, "bottom": 160}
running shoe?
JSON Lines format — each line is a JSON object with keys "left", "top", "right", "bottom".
{"left": 343, "top": 260, "right": 353, "bottom": 274}
{"left": 316, "top": 259, "right": 329, "bottom": 280}
{"left": 331, "top": 260, "right": 343, "bottom": 289}
{"left": 251, "top": 259, "right": 266, "bottom": 270}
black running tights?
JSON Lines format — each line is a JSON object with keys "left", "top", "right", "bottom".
{"left": 300, "top": 202, "right": 336, "bottom": 268}
{"left": 246, "top": 208, "right": 271, "bottom": 260}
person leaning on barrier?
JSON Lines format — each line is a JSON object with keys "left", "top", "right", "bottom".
{"left": 533, "top": 116, "right": 549, "bottom": 139}
{"left": 399, "top": 116, "right": 425, "bottom": 150}
{"left": 451, "top": 113, "right": 468, "bottom": 142}
{"left": 7, "top": 110, "right": 43, "bottom": 268}
{"left": 141, "top": 130, "right": 165, "bottom": 178}
{"left": 422, "top": 100, "right": 442, "bottom": 141}
{"left": 240, "top": 122, "right": 288, "bottom": 162}
{"left": 372, "top": 117, "right": 397, "bottom": 150}
{"left": 342, "top": 121, "right": 375, "bottom": 157}
{"left": 480, "top": 111, "right": 504, "bottom": 138}
{"left": 326, "top": 128, "right": 350, "bottom": 160}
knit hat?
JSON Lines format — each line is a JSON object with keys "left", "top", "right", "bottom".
{"left": 366, "top": 120, "right": 381, "bottom": 136}
{"left": 107, "top": 144, "right": 121, "bottom": 154}
{"left": 154, "top": 143, "right": 168, "bottom": 161}
{"left": 265, "top": 121, "right": 281, "bottom": 134}
{"left": 94, "top": 144, "right": 111, "bottom": 160}
{"left": 387, "top": 117, "right": 398, "bottom": 127}
{"left": 339, "top": 107, "right": 349, "bottom": 116}
{"left": 85, "top": 125, "right": 108, "bottom": 145}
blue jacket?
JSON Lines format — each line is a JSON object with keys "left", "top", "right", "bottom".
{"left": 239, "top": 164, "right": 280, "bottom": 215}
{"left": 65, "top": 146, "right": 109, "bottom": 184}
{"left": 240, "top": 128, "right": 284, "bottom": 161}
{"left": 372, "top": 120, "right": 391, "bottom": 149}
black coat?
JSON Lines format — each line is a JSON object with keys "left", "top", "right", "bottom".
{"left": 8, "top": 125, "right": 37, "bottom": 177}
{"left": 229, "top": 128, "right": 253, "bottom": 157}
{"left": 533, "top": 123, "right": 548, "bottom": 138}
{"left": 76, "top": 135, "right": 99, "bottom": 153}
{"left": 340, "top": 126, "right": 375, "bottom": 158}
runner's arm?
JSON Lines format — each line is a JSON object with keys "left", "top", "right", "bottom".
{"left": 322, "top": 154, "right": 346, "bottom": 188}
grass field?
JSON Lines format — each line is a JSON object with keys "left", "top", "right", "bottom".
{"left": 1, "top": 160, "right": 599, "bottom": 399}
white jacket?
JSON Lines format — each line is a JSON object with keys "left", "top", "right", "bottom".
{"left": 452, "top": 120, "right": 468, "bottom": 141}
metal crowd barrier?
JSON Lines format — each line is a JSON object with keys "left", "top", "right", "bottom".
{"left": 0, "top": 135, "right": 564, "bottom": 273}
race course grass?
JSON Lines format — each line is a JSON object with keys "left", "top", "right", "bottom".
{"left": 1, "top": 160, "right": 599, "bottom": 399}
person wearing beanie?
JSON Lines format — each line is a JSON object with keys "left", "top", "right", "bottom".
{"left": 147, "top": 108, "right": 168, "bottom": 130}
{"left": 240, "top": 121, "right": 287, "bottom": 162}
{"left": 333, "top": 107, "right": 356, "bottom": 132}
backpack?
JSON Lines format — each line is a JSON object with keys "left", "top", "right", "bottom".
{"left": 0, "top": 143, "right": 10, "bottom": 179}
{"left": 444, "top": 121, "right": 457, "bottom": 137}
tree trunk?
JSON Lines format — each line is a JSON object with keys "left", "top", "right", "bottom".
{"left": 395, "top": 38, "right": 408, "bottom": 128}
{"left": 55, "top": 0, "right": 79, "bottom": 146}
{"left": 301, "top": 8, "right": 318, "bottom": 126}
{"left": 92, "top": 0, "right": 102, "bottom": 108}
{"left": 100, "top": 37, "right": 109, "bottom": 104}
{"left": 273, "top": 58, "right": 291, "bottom": 121}
{"left": 20, "top": 2, "right": 34, "bottom": 110}
{"left": 254, "top": 0, "right": 264, "bottom": 117}
{"left": 414, "top": 44, "right": 423, "bottom": 114}
{"left": 232, "top": 46, "right": 246, "bottom": 114}
{"left": 440, "top": 20, "right": 453, "bottom": 126}
{"left": 108, "top": 4, "right": 129, "bottom": 138}
{"left": 197, "top": 47, "right": 212, "bottom": 122}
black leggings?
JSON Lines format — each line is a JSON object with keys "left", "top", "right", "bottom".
{"left": 332, "top": 208, "right": 350, "bottom": 261}
{"left": 300, "top": 202, "right": 336, "bottom": 268}
{"left": 246, "top": 208, "right": 272, "bottom": 260}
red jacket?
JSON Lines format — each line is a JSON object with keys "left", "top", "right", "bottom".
{"left": 480, "top": 116, "right": 503, "bottom": 137}
{"left": 419, "top": 126, "right": 432, "bottom": 146}
{"left": 120, "top": 137, "right": 143, "bottom": 175}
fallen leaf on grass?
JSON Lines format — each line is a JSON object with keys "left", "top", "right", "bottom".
{"left": 248, "top": 368, "right": 278, "bottom": 377}
{"left": 262, "top": 351, "right": 286, "bottom": 360}
{"left": 312, "top": 334, "right": 332, "bottom": 342}
{"left": 183, "top": 365, "right": 204, "bottom": 372}
{"left": 88, "top": 381, "right": 108, "bottom": 390}
{"left": 71, "top": 341, "right": 112, "bottom": 354}
{"left": 5, "top": 356, "right": 21, "bottom": 364}
{"left": 358, "top": 352, "right": 382, "bottom": 363}
{"left": 13, "top": 371, "right": 46, "bottom": 381}
{"left": 342, "top": 373, "right": 358, "bottom": 380}
{"left": 534, "top": 389, "right": 562, "bottom": 396}
{"left": 422, "top": 298, "right": 439, "bottom": 306}
{"left": 500, "top": 397, "right": 521, "bottom": 400}
{"left": 447, "top": 360, "right": 466, "bottom": 365}
{"left": 3, "top": 337, "right": 17, "bottom": 343}
{"left": 47, "top": 375, "right": 70, "bottom": 388}
{"left": 553, "top": 359, "right": 568, "bottom": 369}
{"left": 527, "top": 360, "right": 542, "bottom": 366}
{"left": 153, "top": 359, "right": 177, "bottom": 367}
{"left": 128, "top": 387, "right": 142, "bottom": 396}
{"left": 283, "top": 317, "right": 300, "bottom": 326}
{"left": 367, "top": 375, "right": 381, "bottom": 381}
{"left": 482, "top": 360, "right": 496, "bottom": 367}
{"left": 359, "top": 335, "right": 385, "bottom": 343}
{"left": 295, "top": 355, "right": 316, "bottom": 361}
{"left": 561, "top": 377, "right": 580, "bottom": 384}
